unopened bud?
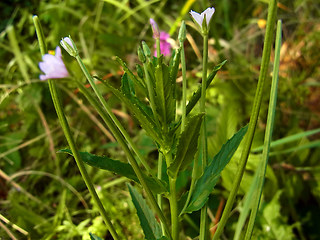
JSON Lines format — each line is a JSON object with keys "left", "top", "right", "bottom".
{"left": 60, "top": 36, "right": 78, "bottom": 57}
{"left": 178, "top": 21, "right": 187, "bottom": 42}
{"left": 142, "top": 41, "right": 151, "bottom": 58}
{"left": 150, "top": 18, "right": 160, "bottom": 39}
{"left": 138, "top": 46, "right": 146, "bottom": 63}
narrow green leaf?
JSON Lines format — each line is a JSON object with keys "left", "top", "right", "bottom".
{"left": 168, "top": 48, "right": 181, "bottom": 100}
{"left": 234, "top": 164, "right": 260, "bottom": 240}
{"left": 101, "top": 80, "right": 164, "bottom": 146}
{"left": 59, "top": 149, "right": 167, "bottom": 194}
{"left": 127, "top": 184, "right": 162, "bottom": 240}
{"left": 186, "top": 60, "right": 226, "bottom": 115}
{"left": 136, "top": 63, "right": 144, "bottom": 79}
{"left": 157, "top": 237, "right": 169, "bottom": 240}
{"left": 154, "top": 60, "right": 167, "bottom": 125}
{"left": 154, "top": 61, "right": 175, "bottom": 126}
{"left": 269, "top": 140, "right": 320, "bottom": 156}
{"left": 89, "top": 233, "right": 103, "bottom": 240}
{"left": 252, "top": 128, "right": 320, "bottom": 152}
{"left": 168, "top": 114, "right": 204, "bottom": 178}
{"left": 116, "top": 56, "right": 146, "bottom": 94}
{"left": 121, "top": 73, "right": 135, "bottom": 96}
{"left": 184, "top": 125, "right": 248, "bottom": 213}
{"left": 168, "top": 48, "right": 181, "bottom": 87}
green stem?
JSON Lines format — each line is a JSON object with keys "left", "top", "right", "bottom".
{"left": 199, "top": 34, "right": 209, "bottom": 240}
{"left": 156, "top": 38, "right": 161, "bottom": 57}
{"left": 166, "top": 151, "right": 178, "bottom": 240}
{"left": 49, "top": 80, "right": 120, "bottom": 240}
{"left": 200, "top": 34, "right": 209, "bottom": 167}
{"left": 169, "top": 176, "right": 179, "bottom": 240}
{"left": 75, "top": 81, "right": 172, "bottom": 240}
{"left": 244, "top": 20, "right": 282, "bottom": 240}
{"left": 75, "top": 56, "right": 152, "bottom": 174}
{"left": 157, "top": 153, "right": 165, "bottom": 235}
{"left": 212, "top": 1, "right": 278, "bottom": 239}
{"left": 32, "top": 16, "right": 47, "bottom": 55}
{"left": 33, "top": 15, "right": 120, "bottom": 239}
{"left": 180, "top": 41, "right": 187, "bottom": 132}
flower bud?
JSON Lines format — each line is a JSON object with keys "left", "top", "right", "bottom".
{"left": 60, "top": 36, "right": 78, "bottom": 57}
{"left": 178, "top": 21, "right": 187, "bottom": 42}
{"left": 138, "top": 46, "right": 146, "bottom": 63}
{"left": 189, "top": 7, "right": 215, "bottom": 36}
{"left": 142, "top": 41, "right": 151, "bottom": 58}
{"left": 150, "top": 18, "right": 160, "bottom": 39}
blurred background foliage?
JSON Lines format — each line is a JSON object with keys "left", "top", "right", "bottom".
{"left": 0, "top": 0, "right": 319, "bottom": 239}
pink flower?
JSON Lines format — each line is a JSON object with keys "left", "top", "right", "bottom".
{"left": 39, "top": 46, "right": 69, "bottom": 81}
{"left": 154, "top": 31, "right": 171, "bottom": 57}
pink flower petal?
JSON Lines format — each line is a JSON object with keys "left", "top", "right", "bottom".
{"left": 38, "top": 46, "right": 69, "bottom": 81}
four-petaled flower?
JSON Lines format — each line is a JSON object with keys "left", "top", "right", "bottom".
{"left": 154, "top": 31, "right": 171, "bottom": 57}
{"left": 39, "top": 46, "right": 69, "bottom": 81}
{"left": 190, "top": 7, "right": 215, "bottom": 34}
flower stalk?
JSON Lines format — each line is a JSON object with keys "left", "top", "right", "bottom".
{"left": 189, "top": 7, "right": 215, "bottom": 240}
{"left": 33, "top": 16, "right": 120, "bottom": 240}
{"left": 199, "top": 32, "right": 209, "bottom": 240}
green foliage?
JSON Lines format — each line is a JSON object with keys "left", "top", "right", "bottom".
{"left": 89, "top": 232, "right": 103, "bottom": 240}
{"left": 128, "top": 184, "right": 162, "bottom": 240}
{"left": 184, "top": 125, "right": 248, "bottom": 213}
{"left": 59, "top": 149, "right": 167, "bottom": 194}
{"left": 185, "top": 60, "right": 227, "bottom": 115}
{"left": 253, "top": 191, "right": 295, "bottom": 239}
{"left": 168, "top": 114, "right": 204, "bottom": 177}
{"left": 1, "top": 0, "right": 319, "bottom": 239}
{"left": 154, "top": 57, "right": 176, "bottom": 126}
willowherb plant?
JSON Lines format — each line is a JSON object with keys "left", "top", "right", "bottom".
{"left": 34, "top": 0, "right": 279, "bottom": 239}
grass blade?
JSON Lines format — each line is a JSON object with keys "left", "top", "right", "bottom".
{"left": 252, "top": 128, "right": 320, "bottom": 152}
{"left": 212, "top": 1, "right": 278, "bottom": 238}
{"left": 244, "top": 19, "right": 282, "bottom": 239}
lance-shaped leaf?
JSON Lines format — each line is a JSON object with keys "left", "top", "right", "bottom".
{"left": 168, "top": 48, "right": 181, "bottom": 102}
{"left": 183, "top": 125, "right": 248, "bottom": 213}
{"left": 168, "top": 48, "right": 181, "bottom": 88}
{"left": 168, "top": 114, "right": 204, "bottom": 178}
{"left": 121, "top": 71, "right": 135, "bottom": 96}
{"left": 116, "top": 56, "right": 147, "bottom": 95}
{"left": 186, "top": 60, "right": 227, "bottom": 115}
{"left": 154, "top": 59, "right": 176, "bottom": 126}
{"left": 127, "top": 184, "right": 162, "bottom": 240}
{"left": 89, "top": 233, "right": 103, "bottom": 240}
{"left": 59, "top": 149, "right": 167, "bottom": 194}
